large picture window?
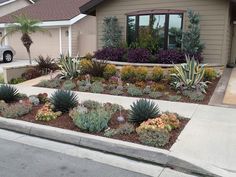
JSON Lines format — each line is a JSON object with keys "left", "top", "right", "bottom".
{"left": 127, "top": 12, "right": 183, "bottom": 50}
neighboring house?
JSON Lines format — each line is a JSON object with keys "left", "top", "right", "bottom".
{"left": 0, "top": 0, "right": 96, "bottom": 59}
{"left": 80, "top": 0, "right": 236, "bottom": 65}
{"left": 0, "top": 0, "right": 34, "bottom": 43}
{"left": 0, "top": 0, "right": 34, "bottom": 17}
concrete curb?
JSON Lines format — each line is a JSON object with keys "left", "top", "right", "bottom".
{"left": 0, "top": 117, "right": 227, "bottom": 177}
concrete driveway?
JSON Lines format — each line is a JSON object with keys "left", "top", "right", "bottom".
{"left": 0, "top": 59, "right": 36, "bottom": 73}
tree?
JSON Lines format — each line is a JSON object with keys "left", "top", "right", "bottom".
{"left": 1, "top": 15, "right": 50, "bottom": 65}
{"left": 102, "top": 16, "right": 122, "bottom": 48}
{"left": 182, "top": 10, "right": 204, "bottom": 54}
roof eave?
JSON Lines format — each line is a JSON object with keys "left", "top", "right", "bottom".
{"left": 79, "top": 0, "right": 104, "bottom": 15}
{"left": 0, "top": 14, "right": 87, "bottom": 28}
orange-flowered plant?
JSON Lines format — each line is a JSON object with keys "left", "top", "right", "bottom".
{"left": 35, "top": 103, "right": 61, "bottom": 121}
{"left": 136, "top": 113, "right": 180, "bottom": 147}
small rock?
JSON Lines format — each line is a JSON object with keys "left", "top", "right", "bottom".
{"left": 117, "top": 116, "right": 125, "bottom": 123}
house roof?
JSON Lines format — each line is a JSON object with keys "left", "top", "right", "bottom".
{"left": 0, "top": 0, "right": 90, "bottom": 23}
{"left": 80, "top": 0, "right": 236, "bottom": 15}
{"left": 0, "top": 0, "right": 34, "bottom": 6}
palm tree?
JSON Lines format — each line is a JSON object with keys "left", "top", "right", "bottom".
{"left": 1, "top": 15, "right": 50, "bottom": 65}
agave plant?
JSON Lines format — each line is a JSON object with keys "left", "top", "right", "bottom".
{"left": 50, "top": 90, "right": 78, "bottom": 113}
{"left": 171, "top": 55, "right": 209, "bottom": 93}
{"left": 0, "top": 85, "right": 19, "bottom": 103}
{"left": 129, "top": 99, "right": 160, "bottom": 123}
{"left": 58, "top": 55, "right": 80, "bottom": 79}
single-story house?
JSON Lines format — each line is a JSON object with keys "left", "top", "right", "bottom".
{"left": 80, "top": 0, "right": 236, "bottom": 65}
{"left": 0, "top": 0, "right": 34, "bottom": 18}
{"left": 0, "top": 0, "right": 96, "bottom": 59}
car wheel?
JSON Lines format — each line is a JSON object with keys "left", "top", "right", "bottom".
{"left": 3, "top": 52, "right": 13, "bottom": 63}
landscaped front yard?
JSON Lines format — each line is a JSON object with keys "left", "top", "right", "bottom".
{"left": 0, "top": 85, "right": 189, "bottom": 150}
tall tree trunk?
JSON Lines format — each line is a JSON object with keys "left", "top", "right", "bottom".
{"left": 21, "top": 33, "right": 33, "bottom": 65}
{"left": 27, "top": 48, "right": 32, "bottom": 65}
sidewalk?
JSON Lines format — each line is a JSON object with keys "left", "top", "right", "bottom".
{"left": 170, "top": 105, "right": 236, "bottom": 177}
{"left": 223, "top": 68, "right": 236, "bottom": 106}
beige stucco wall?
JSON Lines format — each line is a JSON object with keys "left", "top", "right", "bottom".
{"left": 61, "top": 27, "right": 69, "bottom": 55}
{"left": 7, "top": 28, "right": 60, "bottom": 59}
{"left": 71, "top": 16, "right": 97, "bottom": 57}
{"left": 96, "top": 0, "right": 231, "bottom": 64}
{"left": 0, "top": 0, "right": 30, "bottom": 17}
{"left": 230, "top": 25, "right": 236, "bottom": 63}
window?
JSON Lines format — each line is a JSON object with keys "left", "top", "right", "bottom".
{"left": 127, "top": 13, "right": 183, "bottom": 50}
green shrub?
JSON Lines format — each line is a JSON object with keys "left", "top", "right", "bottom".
{"left": 58, "top": 55, "right": 80, "bottom": 79}
{"left": 127, "top": 84, "right": 143, "bottom": 97}
{"left": 35, "top": 55, "right": 58, "bottom": 74}
{"left": 0, "top": 74, "right": 4, "bottom": 84}
{"left": 37, "top": 79, "right": 60, "bottom": 88}
{"left": 135, "top": 67, "right": 148, "bottom": 81}
{"left": 121, "top": 65, "right": 136, "bottom": 81}
{"left": 0, "top": 85, "right": 19, "bottom": 103}
{"left": 79, "top": 59, "right": 92, "bottom": 74}
{"left": 2, "top": 103, "right": 32, "bottom": 118}
{"left": 86, "top": 60, "right": 107, "bottom": 77}
{"left": 91, "top": 81, "right": 104, "bottom": 93}
{"left": 50, "top": 90, "right": 78, "bottom": 113}
{"left": 149, "top": 92, "right": 163, "bottom": 99}
{"left": 129, "top": 99, "right": 160, "bottom": 123}
{"left": 10, "top": 77, "right": 26, "bottom": 85}
{"left": 152, "top": 67, "right": 164, "bottom": 81}
{"left": 104, "top": 64, "right": 117, "bottom": 79}
{"left": 73, "top": 108, "right": 111, "bottom": 133}
{"left": 204, "top": 68, "right": 217, "bottom": 81}
{"left": 62, "top": 80, "right": 76, "bottom": 90}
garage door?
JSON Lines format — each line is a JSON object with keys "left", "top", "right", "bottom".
{"left": 7, "top": 28, "right": 60, "bottom": 59}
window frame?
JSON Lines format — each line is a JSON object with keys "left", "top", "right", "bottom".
{"left": 126, "top": 12, "right": 184, "bottom": 50}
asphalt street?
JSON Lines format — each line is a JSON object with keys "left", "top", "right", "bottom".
{"left": 0, "top": 138, "right": 148, "bottom": 177}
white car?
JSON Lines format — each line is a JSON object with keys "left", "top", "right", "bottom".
{"left": 0, "top": 45, "right": 15, "bottom": 63}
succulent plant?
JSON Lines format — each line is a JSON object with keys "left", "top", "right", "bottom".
{"left": 0, "top": 100, "right": 7, "bottom": 112}
{"left": 62, "top": 80, "right": 76, "bottom": 90}
{"left": 149, "top": 92, "right": 163, "bottom": 99}
{"left": 37, "top": 79, "right": 60, "bottom": 88}
{"left": 171, "top": 55, "right": 208, "bottom": 93}
{"left": 91, "top": 81, "right": 104, "bottom": 93}
{"left": 58, "top": 55, "right": 80, "bottom": 79}
{"left": 73, "top": 108, "right": 110, "bottom": 133}
{"left": 2, "top": 103, "right": 32, "bottom": 118}
{"left": 129, "top": 99, "right": 160, "bottom": 123}
{"left": 110, "top": 89, "right": 124, "bottom": 95}
{"left": 183, "top": 90, "right": 205, "bottom": 102}
{"left": 143, "top": 86, "right": 152, "bottom": 94}
{"left": 82, "top": 100, "right": 102, "bottom": 110}
{"left": 116, "top": 123, "right": 135, "bottom": 135}
{"left": 29, "top": 95, "right": 40, "bottom": 105}
{"left": 50, "top": 90, "right": 78, "bottom": 113}
{"left": 0, "top": 85, "right": 19, "bottom": 103}
{"left": 168, "top": 95, "right": 182, "bottom": 102}
{"left": 127, "top": 84, "right": 143, "bottom": 97}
